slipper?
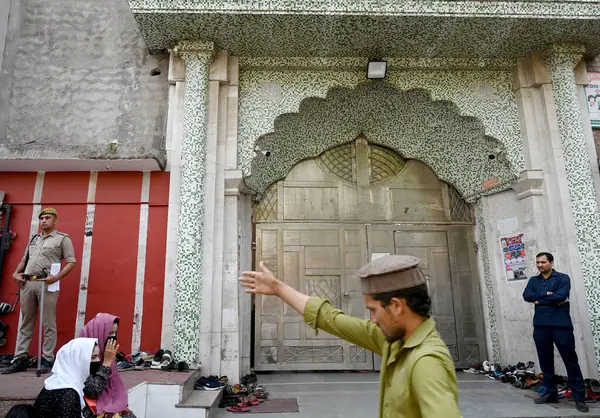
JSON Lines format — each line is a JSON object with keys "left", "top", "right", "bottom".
{"left": 151, "top": 349, "right": 164, "bottom": 369}
{"left": 226, "top": 406, "right": 250, "bottom": 412}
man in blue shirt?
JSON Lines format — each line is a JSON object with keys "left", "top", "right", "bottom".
{"left": 523, "top": 252, "right": 588, "bottom": 413}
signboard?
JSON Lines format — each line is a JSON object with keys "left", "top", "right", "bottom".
{"left": 500, "top": 233, "right": 527, "bottom": 281}
{"left": 585, "top": 72, "right": 600, "bottom": 128}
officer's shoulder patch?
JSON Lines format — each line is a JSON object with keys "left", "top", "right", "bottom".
{"left": 56, "top": 231, "right": 70, "bottom": 238}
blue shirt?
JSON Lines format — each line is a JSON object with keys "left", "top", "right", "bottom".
{"left": 522, "top": 270, "right": 573, "bottom": 329}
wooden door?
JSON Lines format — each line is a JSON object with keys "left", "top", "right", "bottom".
{"left": 367, "top": 224, "right": 485, "bottom": 369}
{"left": 254, "top": 223, "right": 373, "bottom": 370}
{"left": 251, "top": 138, "right": 484, "bottom": 371}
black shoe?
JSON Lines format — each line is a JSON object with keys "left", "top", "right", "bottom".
{"left": 576, "top": 401, "right": 589, "bottom": 413}
{"left": 39, "top": 358, "right": 53, "bottom": 374}
{"left": 534, "top": 393, "right": 559, "bottom": 404}
{"left": 1, "top": 356, "right": 27, "bottom": 375}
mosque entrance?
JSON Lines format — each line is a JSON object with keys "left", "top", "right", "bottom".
{"left": 252, "top": 137, "right": 485, "bottom": 371}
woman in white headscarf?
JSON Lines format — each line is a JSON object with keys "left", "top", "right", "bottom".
{"left": 34, "top": 338, "right": 99, "bottom": 418}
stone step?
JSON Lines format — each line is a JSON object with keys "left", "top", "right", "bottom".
{"left": 176, "top": 388, "right": 223, "bottom": 409}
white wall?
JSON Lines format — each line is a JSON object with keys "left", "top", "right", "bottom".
{"left": 482, "top": 190, "right": 587, "bottom": 375}
{"left": 483, "top": 190, "right": 536, "bottom": 366}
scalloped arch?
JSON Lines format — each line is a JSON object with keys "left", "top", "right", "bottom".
{"left": 244, "top": 82, "right": 516, "bottom": 199}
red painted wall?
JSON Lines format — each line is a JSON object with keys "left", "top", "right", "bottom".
{"left": 0, "top": 171, "right": 169, "bottom": 357}
{"left": 140, "top": 172, "right": 169, "bottom": 351}
{"left": 0, "top": 173, "right": 37, "bottom": 353}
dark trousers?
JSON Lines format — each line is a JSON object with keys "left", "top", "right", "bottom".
{"left": 533, "top": 326, "right": 586, "bottom": 402}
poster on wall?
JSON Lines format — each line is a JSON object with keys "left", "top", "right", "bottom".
{"left": 500, "top": 233, "right": 528, "bottom": 281}
{"left": 585, "top": 72, "right": 600, "bottom": 128}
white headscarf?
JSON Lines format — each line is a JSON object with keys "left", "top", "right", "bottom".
{"left": 44, "top": 337, "right": 98, "bottom": 408}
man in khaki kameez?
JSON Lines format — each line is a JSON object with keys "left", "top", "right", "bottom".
{"left": 241, "top": 255, "right": 462, "bottom": 418}
{"left": 3, "top": 208, "right": 76, "bottom": 375}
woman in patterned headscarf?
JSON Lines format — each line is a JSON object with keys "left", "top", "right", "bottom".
{"left": 80, "top": 313, "right": 136, "bottom": 418}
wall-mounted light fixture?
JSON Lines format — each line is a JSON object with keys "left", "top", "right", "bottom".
{"left": 367, "top": 60, "right": 387, "bottom": 80}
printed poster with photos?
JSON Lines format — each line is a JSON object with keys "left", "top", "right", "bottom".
{"left": 500, "top": 233, "right": 528, "bottom": 281}
{"left": 585, "top": 72, "right": 600, "bottom": 128}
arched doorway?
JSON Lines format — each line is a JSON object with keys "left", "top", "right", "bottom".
{"left": 252, "top": 136, "right": 486, "bottom": 371}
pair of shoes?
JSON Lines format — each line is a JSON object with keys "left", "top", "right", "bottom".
{"left": 1, "top": 356, "right": 27, "bottom": 375}
{"left": 117, "top": 361, "right": 134, "bottom": 372}
{"left": 535, "top": 394, "right": 589, "bottom": 413}
{"left": 195, "top": 376, "right": 222, "bottom": 391}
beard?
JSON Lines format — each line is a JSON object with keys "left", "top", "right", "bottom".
{"left": 383, "top": 327, "right": 405, "bottom": 344}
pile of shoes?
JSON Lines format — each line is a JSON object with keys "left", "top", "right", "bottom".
{"left": 214, "top": 373, "right": 270, "bottom": 413}
{"left": 557, "top": 378, "right": 600, "bottom": 403}
{"left": 465, "top": 360, "right": 600, "bottom": 402}
{"left": 464, "top": 361, "right": 541, "bottom": 389}
{"left": 116, "top": 349, "right": 190, "bottom": 373}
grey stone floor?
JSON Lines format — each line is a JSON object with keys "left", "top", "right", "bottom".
{"left": 211, "top": 372, "right": 600, "bottom": 417}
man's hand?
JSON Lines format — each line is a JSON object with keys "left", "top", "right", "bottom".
{"left": 40, "top": 274, "right": 59, "bottom": 284}
{"left": 13, "top": 272, "right": 25, "bottom": 287}
{"left": 240, "top": 262, "right": 282, "bottom": 295}
{"left": 534, "top": 301, "right": 539, "bottom": 305}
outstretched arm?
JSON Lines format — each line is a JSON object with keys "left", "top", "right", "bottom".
{"left": 241, "top": 263, "right": 385, "bottom": 355}
{"left": 240, "top": 262, "right": 310, "bottom": 315}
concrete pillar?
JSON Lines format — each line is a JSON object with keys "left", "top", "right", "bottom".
{"left": 172, "top": 41, "right": 214, "bottom": 367}
{"left": 512, "top": 54, "right": 552, "bottom": 269}
{"left": 546, "top": 44, "right": 600, "bottom": 373}
{"left": 160, "top": 51, "right": 186, "bottom": 351}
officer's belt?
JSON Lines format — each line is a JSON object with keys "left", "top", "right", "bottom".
{"left": 24, "top": 274, "right": 47, "bottom": 281}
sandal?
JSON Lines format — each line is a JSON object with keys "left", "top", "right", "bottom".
{"left": 237, "top": 397, "right": 260, "bottom": 407}
{"left": 226, "top": 406, "right": 250, "bottom": 412}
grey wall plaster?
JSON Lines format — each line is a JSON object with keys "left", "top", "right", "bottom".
{"left": 0, "top": 0, "right": 169, "bottom": 164}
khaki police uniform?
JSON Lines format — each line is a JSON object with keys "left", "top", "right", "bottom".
{"left": 15, "top": 209, "right": 76, "bottom": 362}
{"left": 304, "top": 255, "right": 462, "bottom": 418}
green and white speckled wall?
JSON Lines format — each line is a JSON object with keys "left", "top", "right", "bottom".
{"left": 238, "top": 63, "right": 523, "bottom": 198}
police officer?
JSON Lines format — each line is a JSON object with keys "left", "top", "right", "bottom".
{"left": 523, "top": 252, "right": 588, "bottom": 413}
{"left": 240, "top": 255, "right": 461, "bottom": 418}
{"left": 2, "top": 208, "right": 76, "bottom": 375}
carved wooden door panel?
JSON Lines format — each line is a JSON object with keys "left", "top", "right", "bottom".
{"left": 254, "top": 223, "right": 373, "bottom": 370}
{"left": 251, "top": 137, "right": 484, "bottom": 371}
{"left": 367, "top": 224, "right": 485, "bottom": 369}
